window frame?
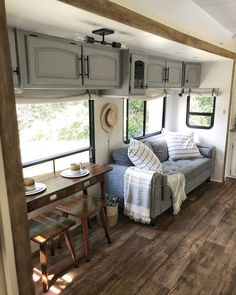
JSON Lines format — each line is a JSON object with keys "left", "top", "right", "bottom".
{"left": 186, "top": 95, "right": 216, "bottom": 130}
{"left": 123, "top": 97, "right": 166, "bottom": 143}
{"left": 21, "top": 99, "right": 95, "bottom": 172}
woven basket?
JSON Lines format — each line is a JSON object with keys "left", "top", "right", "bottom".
{"left": 97, "top": 204, "right": 118, "bottom": 227}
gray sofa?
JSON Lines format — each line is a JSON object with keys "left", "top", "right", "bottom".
{"left": 106, "top": 135, "right": 216, "bottom": 219}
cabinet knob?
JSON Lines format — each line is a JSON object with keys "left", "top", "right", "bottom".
{"left": 145, "top": 84, "right": 148, "bottom": 89}
{"left": 186, "top": 79, "right": 188, "bottom": 83}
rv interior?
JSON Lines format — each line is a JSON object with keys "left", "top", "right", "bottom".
{"left": 0, "top": 0, "right": 236, "bottom": 294}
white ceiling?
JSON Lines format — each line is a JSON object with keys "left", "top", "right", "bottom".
{"left": 5, "top": 0, "right": 235, "bottom": 62}
{"left": 193, "top": 0, "right": 236, "bottom": 34}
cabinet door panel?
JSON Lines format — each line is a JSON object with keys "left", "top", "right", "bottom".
{"left": 165, "top": 61, "right": 182, "bottom": 87}
{"left": 130, "top": 54, "right": 147, "bottom": 94}
{"left": 26, "top": 36, "right": 82, "bottom": 87}
{"left": 147, "top": 58, "right": 165, "bottom": 88}
{"left": 83, "top": 46, "right": 120, "bottom": 87}
{"left": 184, "top": 63, "right": 201, "bottom": 87}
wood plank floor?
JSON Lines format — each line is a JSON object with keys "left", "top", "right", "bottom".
{"left": 32, "top": 179, "right": 236, "bottom": 295}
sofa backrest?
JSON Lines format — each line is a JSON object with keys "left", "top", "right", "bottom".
{"left": 111, "top": 135, "right": 169, "bottom": 166}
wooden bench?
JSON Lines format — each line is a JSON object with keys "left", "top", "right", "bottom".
{"left": 28, "top": 211, "right": 77, "bottom": 292}
{"left": 56, "top": 195, "right": 111, "bottom": 262}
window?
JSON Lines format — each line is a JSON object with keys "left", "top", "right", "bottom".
{"left": 16, "top": 99, "right": 95, "bottom": 177}
{"left": 123, "top": 97, "right": 166, "bottom": 142}
{"left": 186, "top": 95, "right": 216, "bottom": 129}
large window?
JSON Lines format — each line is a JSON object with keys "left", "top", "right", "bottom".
{"left": 186, "top": 95, "right": 216, "bottom": 129}
{"left": 16, "top": 99, "right": 94, "bottom": 177}
{"left": 123, "top": 97, "right": 166, "bottom": 142}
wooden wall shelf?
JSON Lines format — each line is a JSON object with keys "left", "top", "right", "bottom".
{"left": 230, "top": 128, "right": 236, "bottom": 132}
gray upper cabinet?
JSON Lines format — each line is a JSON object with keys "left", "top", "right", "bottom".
{"left": 130, "top": 54, "right": 147, "bottom": 94}
{"left": 146, "top": 57, "right": 182, "bottom": 88}
{"left": 17, "top": 30, "right": 120, "bottom": 89}
{"left": 24, "top": 34, "right": 82, "bottom": 88}
{"left": 183, "top": 63, "right": 201, "bottom": 87}
{"left": 82, "top": 45, "right": 120, "bottom": 87}
{"left": 147, "top": 57, "right": 165, "bottom": 88}
{"left": 165, "top": 60, "right": 182, "bottom": 87}
{"left": 8, "top": 27, "right": 20, "bottom": 88}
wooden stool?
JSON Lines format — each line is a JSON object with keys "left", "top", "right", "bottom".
{"left": 56, "top": 195, "right": 111, "bottom": 262}
{"left": 28, "top": 211, "right": 77, "bottom": 292}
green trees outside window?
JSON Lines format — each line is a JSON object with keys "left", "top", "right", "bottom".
{"left": 123, "top": 97, "right": 165, "bottom": 142}
{"left": 16, "top": 99, "right": 93, "bottom": 176}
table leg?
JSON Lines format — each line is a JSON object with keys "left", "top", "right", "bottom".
{"left": 40, "top": 242, "right": 48, "bottom": 292}
{"left": 100, "top": 178, "right": 107, "bottom": 215}
{"left": 99, "top": 208, "right": 112, "bottom": 244}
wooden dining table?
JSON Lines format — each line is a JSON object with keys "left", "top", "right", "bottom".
{"left": 26, "top": 163, "right": 112, "bottom": 213}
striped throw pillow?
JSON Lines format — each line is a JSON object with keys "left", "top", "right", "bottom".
{"left": 128, "top": 138, "right": 163, "bottom": 172}
{"left": 164, "top": 131, "right": 201, "bottom": 160}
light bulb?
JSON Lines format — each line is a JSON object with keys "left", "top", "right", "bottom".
{"left": 73, "top": 33, "right": 87, "bottom": 42}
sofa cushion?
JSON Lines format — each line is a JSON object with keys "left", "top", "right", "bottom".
{"left": 162, "top": 157, "right": 212, "bottom": 183}
{"left": 144, "top": 136, "right": 168, "bottom": 162}
{"left": 164, "top": 131, "right": 201, "bottom": 160}
{"left": 128, "top": 138, "right": 163, "bottom": 172}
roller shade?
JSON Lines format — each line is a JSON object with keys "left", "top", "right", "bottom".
{"left": 185, "top": 88, "right": 219, "bottom": 97}
{"left": 127, "top": 89, "right": 168, "bottom": 100}
{"left": 15, "top": 89, "right": 100, "bottom": 104}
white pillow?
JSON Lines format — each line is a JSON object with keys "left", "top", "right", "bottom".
{"left": 164, "top": 130, "right": 201, "bottom": 160}
{"left": 128, "top": 138, "right": 163, "bottom": 172}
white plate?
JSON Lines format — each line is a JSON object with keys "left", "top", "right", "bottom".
{"left": 61, "top": 168, "right": 89, "bottom": 178}
{"left": 25, "top": 182, "right": 47, "bottom": 196}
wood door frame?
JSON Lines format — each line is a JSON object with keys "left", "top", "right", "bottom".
{"left": 0, "top": 1, "right": 35, "bottom": 294}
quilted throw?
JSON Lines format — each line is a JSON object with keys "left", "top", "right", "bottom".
{"left": 124, "top": 167, "right": 155, "bottom": 224}
{"left": 124, "top": 168, "right": 186, "bottom": 223}
{"left": 166, "top": 172, "right": 187, "bottom": 215}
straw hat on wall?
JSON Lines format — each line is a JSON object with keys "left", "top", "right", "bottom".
{"left": 100, "top": 103, "right": 118, "bottom": 133}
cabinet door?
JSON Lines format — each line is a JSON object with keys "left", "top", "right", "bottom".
{"left": 83, "top": 46, "right": 120, "bottom": 87}
{"left": 165, "top": 60, "right": 182, "bottom": 87}
{"left": 8, "top": 27, "right": 20, "bottom": 88}
{"left": 184, "top": 63, "right": 201, "bottom": 87}
{"left": 147, "top": 57, "right": 165, "bottom": 88}
{"left": 25, "top": 35, "right": 82, "bottom": 87}
{"left": 130, "top": 54, "right": 147, "bottom": 94}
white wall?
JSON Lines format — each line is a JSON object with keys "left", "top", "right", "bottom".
{"left": 166, "top": 60, "right": 233, "bottom": 182}
{"left": 94, "top": 97, "right": 125, "bottom": 165}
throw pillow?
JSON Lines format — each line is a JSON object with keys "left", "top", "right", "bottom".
{"left": 164, "top": 130, "right": 201, "bottom": 160}
{"left": 128, "top": 138, "right": 163, "bottom": 172}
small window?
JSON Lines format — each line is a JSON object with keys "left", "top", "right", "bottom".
{"left": 123, "top": 97, "right": 165, "bottom": 142}
{"left": 186, "top": 95, "right": 216, "bottom": 129}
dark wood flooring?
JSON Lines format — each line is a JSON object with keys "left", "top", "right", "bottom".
{"left": 33, "top": 179, "right": 236, "bottom": 295}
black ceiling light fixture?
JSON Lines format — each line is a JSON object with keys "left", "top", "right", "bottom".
{"left": 84, "top": 28, "right": 121, "bottom": 48}
{"left": 178, "top": 88, "right": 185, "bottom": 97}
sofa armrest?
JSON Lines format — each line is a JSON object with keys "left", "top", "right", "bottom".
{"left": 196, "top": 143, "right": 216, "bottom": 158}
{"left": 105, "top": 164, "right": 166, "bottom": 217}
{"left": 150, "top": 172, "right": 167, "bottom": 217}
